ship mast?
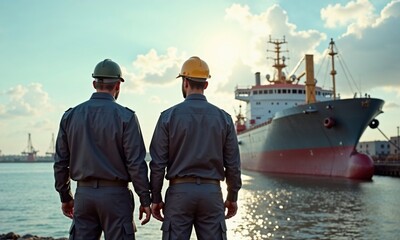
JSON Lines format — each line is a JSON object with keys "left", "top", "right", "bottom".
{"left": 267, "top": 36, "right": 293, "bottom": 84}
{"left": 328, "top": 38, "right": 337, "bottom": 100}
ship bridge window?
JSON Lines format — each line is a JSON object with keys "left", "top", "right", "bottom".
{"left": 253, "top": 91, "right": 258, "bottom": 95}
{"left": 292, "top": 89, "right": 297, "bottom": 94}
{"left": 259, "top": 90, "right": 263, "bottom": 94}
{"left": 282, "top": 89, "right": 287, "bottom": 94}
{"left": 277, "top": 89, "right": 281, "bottom": 94}
{"left": 269, "top": 90, "right": 273, "bottom": 94}
{"left": 237, "top": 91, "right": 250, "bottom": 97}
{"left": 264, "top": 90, "right": 268, "bottom": 94}
{"left": 256, "top": 102, "right": 261, "bottom": 105}
{"left": 317, "top": 91, "right": 321, "bottom": 95}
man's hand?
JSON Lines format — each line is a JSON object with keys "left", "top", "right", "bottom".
{"left": 139, "top": 205, "right": 151, "bottom": 225}
{"left": 61, "top": 200, "right": 74, "bottom": 219}
{"left": 151, "top": 202, "right": 165, "bottom": 221}
{"left": 224, "top": 200, "right": 238, "bottom": 219}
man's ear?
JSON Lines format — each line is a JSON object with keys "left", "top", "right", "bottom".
{"left": 204, "top": 82, "right": 208, "bottom": 90}
{"left": 115, "top": 81, "right": 121, "bottom": 91}
{"left": 184, "top": 78, "right": 189, "bottom": 88}
{"left": 92, "top": 81, "right": 97, "bottom": 89}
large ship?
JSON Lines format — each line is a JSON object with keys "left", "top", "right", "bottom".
{"left": 234, "top": 37, "right": 384, "bottom": 180}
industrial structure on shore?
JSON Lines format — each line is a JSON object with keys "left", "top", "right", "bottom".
{"left": 0, "top": 133, "right": 54, "bottom": 162}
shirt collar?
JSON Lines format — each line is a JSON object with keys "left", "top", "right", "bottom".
{"left": 90, "top": 92, "right": 115, "bottom": 101}
{"left": 185, "top": 94, "right": 207, "bottom": 102}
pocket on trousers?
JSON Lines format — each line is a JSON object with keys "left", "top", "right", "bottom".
{"left": 161, "top": 220, "right": 171, "bottom": 240}
{"left": 220, "top": 221, "right": 227, "bottom": 240}
{"left": 68, "top": 221, "right": 75, "bottom": 240}
{"left": 123, "top": 222, "right": 135, "bottom": 240}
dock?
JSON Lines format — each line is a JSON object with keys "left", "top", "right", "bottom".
{"left": 374, "top": 161, "right": 400, "bottom": 177}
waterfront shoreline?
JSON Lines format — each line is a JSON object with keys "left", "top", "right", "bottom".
{"left": 0, "top": 232, "right": 67, "bottom": 240}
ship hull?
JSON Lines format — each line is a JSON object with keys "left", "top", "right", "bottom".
{"left": 237, "top": 98, "right": 384, "bottom": 179}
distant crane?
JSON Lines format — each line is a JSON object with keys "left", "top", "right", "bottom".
{"left": 21, "top": 133, "right": 38, "bottom": 161}
{"left": 46, "top": 133, "right": 55, "bottom": 158}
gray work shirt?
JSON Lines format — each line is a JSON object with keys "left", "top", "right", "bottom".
{"left": 150, "top": 94, "right": 242, "bottom": 203}
{"left": 54, "top": 92, "right": 151, "bottom": 206}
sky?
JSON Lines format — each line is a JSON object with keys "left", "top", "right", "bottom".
{"left": 0, "top": 0, "right": 399, "bottom": 155}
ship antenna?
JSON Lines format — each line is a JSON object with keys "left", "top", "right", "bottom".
{"left": 328, "top": 38, "right": 337, "bottom": 100}
{"left": 267, "top": 35, "right": 290, "bottom": 84}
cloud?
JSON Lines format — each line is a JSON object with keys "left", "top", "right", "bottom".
{"left": 384, "top": 102, "right": 400, "bottom": 109}
{"left": 122, "top": 47, "right": 186, "bottom": 93}
{"left": 321, "top": 0, "right": 376, "bottom": 38}
{"left": 0, "top": 83, "right": 53, "bottom": 118}
{"left": 321, "top": 0, "right": 400, "bottom": 39}
{"left": 333, "top": 1, "right": 400, "bottom": 93}
{"left": 225, "top": 3, "right": 271, "bottom": 36}
{"left": 223, "top": 4, "right": 326, "bottom": 91}
{"left": 376, "top": 0, "right": 400, "bottom": 25}
{"left": 149, "top": 95, "right": 169, "bottom": 105}
{"left": 221, "top": 1, "right": 400, "bottom": 98}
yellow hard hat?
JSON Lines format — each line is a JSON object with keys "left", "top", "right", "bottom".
{"left": 177, "top": 56, "right": 211, "bottom": 81}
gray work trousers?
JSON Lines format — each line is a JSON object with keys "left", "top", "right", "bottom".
{"left": 161, "top": 183, "right": 227, "bottom": 240}
{"left": 69, "top": 186, "right": 135, "bottom": 240}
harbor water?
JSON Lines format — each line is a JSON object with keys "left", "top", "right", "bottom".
{"left": 0, "top": 162, "right": 399, "bottom": 239}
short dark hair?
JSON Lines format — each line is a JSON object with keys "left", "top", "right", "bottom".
{"left": 94, "top": 81, "right": 117, "bottom": 91}
{"left": 185, "top": 78, "right": 207, "bottom": 89}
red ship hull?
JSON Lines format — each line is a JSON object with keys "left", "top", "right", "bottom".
{"left": 240, "top": 146, "right": 374, "bottom": 179}
{"left": 237, "top": 98, "right": 384, "bottom": 180}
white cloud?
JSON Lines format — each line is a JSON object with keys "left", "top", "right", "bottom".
{"left": 0, "top": 83, "right": 58, "bottom": 154}
{"left": 225, "top": 3, "right": 271, "bottom": 36}
{"left": 384, "top": 102, "right": 400, "bottom": 109}
{"left": 375, "top": 0, "right": 400, "bottom": 25}
{"left": 121, "top": 47, "right": 187, "bottom": 94}
{"left": 224, "top": 4, "right": 326, "bottom": 88}
{"left": 334, "top": 1, "right": 400, "bottom": 93}
{"left": 321, "top": 0, "right": 376, "bottom": 38}
{"left": 149, "top": 95, "right": 169, "bottom": 105}
{"left": 0, "top": 83, "right": 53, "bottom": 118}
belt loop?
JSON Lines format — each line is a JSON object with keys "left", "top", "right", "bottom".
{"left": 196, "top": 177, "right": 200, "bottom": 185}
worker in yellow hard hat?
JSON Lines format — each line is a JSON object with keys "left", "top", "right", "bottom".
{"left": 149, "top": 56, "right": 242, "bottom": 239}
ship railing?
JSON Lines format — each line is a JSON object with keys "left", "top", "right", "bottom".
{"left": 237, "top": 118, "right": 273, "bottom": 135}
